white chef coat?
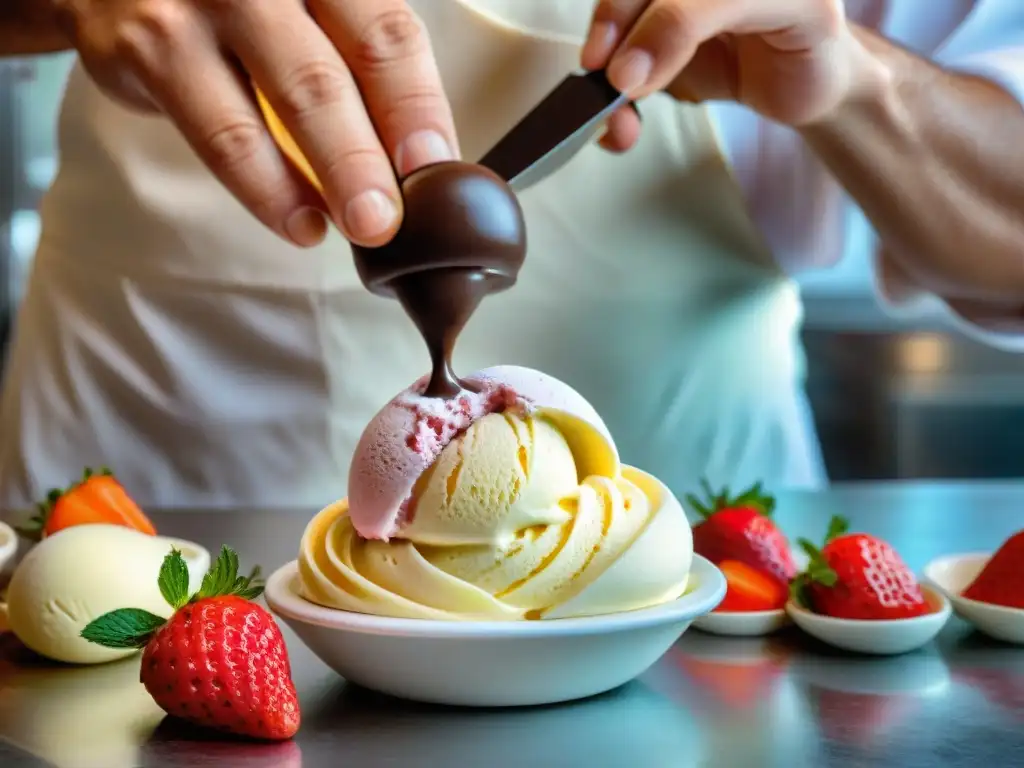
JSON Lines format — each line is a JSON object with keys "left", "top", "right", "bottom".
{"left": 0, "top": 0, "right": 1021, "bottom": 517}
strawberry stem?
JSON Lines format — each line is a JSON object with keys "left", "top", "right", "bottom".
{"left": 689, "top": 477, "right": 776, "bottom": 518}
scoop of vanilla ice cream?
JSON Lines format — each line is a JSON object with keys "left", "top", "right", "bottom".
{"left": 399, "top": 413, "right": 579, "bottom": 546}
{"left": 5, "top": 525, "right": 210, "bottom": 664}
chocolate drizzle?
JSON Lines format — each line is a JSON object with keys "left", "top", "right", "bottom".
{"left": 352, "top": 162, "right": 527, "bottom": 398}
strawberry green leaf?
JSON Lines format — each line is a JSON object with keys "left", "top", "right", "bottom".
{"left": 194, "top": 546, "right": 265, "bottom": 602}
{"left": 808, "top": 563, "right": 838, "bottom": 586}
{"left": 824, "top": 516, "right": 849, "bottom": 544}
{"left": 790, "top": 575, "right": 812, "bottom": 609}
{"left": 796, "top": 538, "right": 838, "bottom": 586}
{"left": 691, "top": 477, "right": 776, "bottom": 518}
{"left": 81, "top": 608, "right": 165, "bottom": 649}
{"left": 684, "top": 494, "right": 712, "bottom": 519}
{"left": 233, "top": 566, "right": 265, "bottom": 601}
{"left": 14, "top": 504, "right": 47, "bottom": 541}
{"left": 158, "top": 549, "right": 191, "bottom": 610}
{"left": 798, "top": 539, "right": 822, "bottom": 563}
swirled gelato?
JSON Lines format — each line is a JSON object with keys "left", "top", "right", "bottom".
{"left": 299, "top": 366, "right": 693, "bottom": 620}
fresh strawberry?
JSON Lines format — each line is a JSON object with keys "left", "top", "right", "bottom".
{"left": 716, "top": 560, "right": 788, "bottom": 612}
{"left": 962, "top": 530, "right": 1024, "bottom": 609}
{"left": 18, "top": 467, "right": 156, "bottom": 541}
{"left": 688, "top": 479, "right": 797, "bottom": 586}
{"left": 81, "top": 546, "right": 300, "bottom": 740}
{"left": 792, "top": 516, "right": 930, "bottom": 621}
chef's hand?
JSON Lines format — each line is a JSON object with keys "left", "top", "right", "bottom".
{"left": 582, "top": 0, "right": 871, "bottom": 151}
{"left": 56, "top": 0, "right": 458, "bottom": 247}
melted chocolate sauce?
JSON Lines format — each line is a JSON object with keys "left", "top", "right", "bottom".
{"left": 351, "top": 162, "right": 526, "bottom": 398}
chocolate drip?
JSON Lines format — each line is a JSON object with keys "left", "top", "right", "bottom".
{"left": 352, "top": 162, "right": 527, "bottom": 398}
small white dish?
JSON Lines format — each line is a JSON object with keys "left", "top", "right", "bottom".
{"left": 0, "top": 521, "right": 18, "bottom": 573}
{"left": 690, "top": 551, "right": 806, "bottom": 637}
{"left": 692, "top": 608, "right": 789, "bottom": 636}
{"left": 924, "top": 552, "right": 1024, "bottom": 645}
{"left": 266, "top": 554, "right": 726, "bottom": 707}
{"left": 785, "top": 585, "right": 951, "bottom": 656}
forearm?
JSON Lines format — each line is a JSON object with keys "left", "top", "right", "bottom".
{"left": 0, "top": 0, "right": 71, "bottom": 56}
{"left": 801, "top": 26, "right": 1024, "bottom": 304}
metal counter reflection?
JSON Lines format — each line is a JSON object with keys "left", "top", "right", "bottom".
{"left": 0, "top": 635, "right": 163, "bottom": 767}
{"left": 295, "top": 679, "right": 704, "bottom": 768}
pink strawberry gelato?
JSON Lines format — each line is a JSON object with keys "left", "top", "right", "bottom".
{"left": 347, "top": 365, "right": 615, "bottom": 540}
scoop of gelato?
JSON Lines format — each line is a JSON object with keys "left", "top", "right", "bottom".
{"left": 5, "top": 525, "right": 209, "bottom": 663}
{"left": 299, "top": 366, "right": 693, "bottom": 620}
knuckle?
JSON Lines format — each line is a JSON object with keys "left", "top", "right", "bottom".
{"left": 277, "top": 60, "right": 350, "bottom": 119}
{"left": 649, "top": 1, "right": 698, "bottom": 40}
{"left": 129, "top": 0, "right": 192, "bottom": 44}
{"left": 818, "top": 0, "right": 846, "bottom": 35}
{"left": 321, "top": 144, "right": 388, "bottom": 185}
{"left": 203, "top": 118, "right": 266, "bottom": 173}
{"left": 375, "top": 87, "right": 447, "bottom": 131}
{"left": 592, "top": 0, "right": 636, "bottom": 23}
{"left": 353, "top": 7, "right": 428, "bottom": 68}
{"left": 192, "top": 0, "right": 240, "bottom": 17}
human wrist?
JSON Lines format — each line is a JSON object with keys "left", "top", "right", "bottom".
{"left": 797, "top": 27, "right": 899, "bottom": 137}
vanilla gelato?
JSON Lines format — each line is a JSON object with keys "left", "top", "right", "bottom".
{"left": 299, "top": 366, "right": 693, "bottom": 620}
{"left": 5, "top": 525, "right": 209, "bottom": 664}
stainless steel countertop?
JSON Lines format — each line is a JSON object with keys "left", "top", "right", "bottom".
{"left": 3, "top": 481, "right": 1024, "bottom": 768}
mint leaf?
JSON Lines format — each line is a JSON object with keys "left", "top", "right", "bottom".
{"left": 158, "top": 549, "right": 191, "bottom": 610}
{"left": 81, "top": 608, "right": 165, "bottom": 649}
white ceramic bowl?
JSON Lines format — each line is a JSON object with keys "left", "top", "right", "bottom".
{"left": 0, "top": 521, "right": 17, "bottom": 573}
{"left": 924, "top": 552, "right": 1024, "bottom": 645}
{"left": 785, "top": 585, "right": 951, "bottom": 656}
{"left": 265, "top": 555, "right": 726, "bottom": 707}
{"left": 692, "top": 608, "right": 790, "bottom": 636}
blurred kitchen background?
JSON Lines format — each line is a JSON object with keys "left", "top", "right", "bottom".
{"left": 2, "top": 55, "right": 1023, "bottom": 482}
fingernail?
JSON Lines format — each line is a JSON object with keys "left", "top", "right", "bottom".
{"left": 582, "top": 21, "right": 618, "bottom": 66}
{"left": 608, "top": 49, "right": 654, "bottom": 94}
{"left": 345, "top": 189, "right": 399, "bottom": 241}
{"left": 395, "top": 129, "right": 455, "bottom": 177}
{"left": 285, "top": 207, "right": 328, "bottom": 247}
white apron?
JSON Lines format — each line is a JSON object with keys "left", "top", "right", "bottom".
{"left": 0, "top": 0, "right": 825, "bottom": 518}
